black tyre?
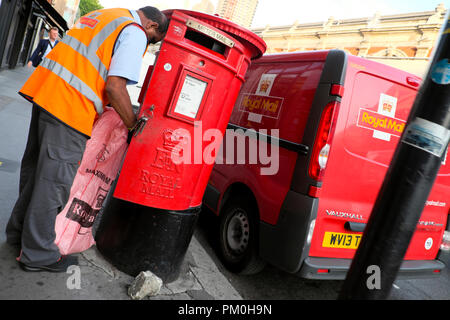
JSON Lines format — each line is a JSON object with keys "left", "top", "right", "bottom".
{"left": 218, "top": 196, "right": 266, "bottom": 275}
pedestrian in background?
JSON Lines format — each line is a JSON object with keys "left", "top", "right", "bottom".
{"left": 6, "top": 6, "right": 168, "bottom": 272}
{"left": 27, "top": 27, "right": 59, "bottom": 68}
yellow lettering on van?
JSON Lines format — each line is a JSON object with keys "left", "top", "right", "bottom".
{"left": 362, "top": 112, "right": 370, "bottom": 124}
{"left": 359, "top": 108, "right": 407, "bottom": 137}
{"left": 373, "top": 117, "right": 379, "bottom": 127}
{"left": 387, "top": 119, "right": 396, "bottom": 130}
{"left": 387, "top": 119, "right": 405, "bottom": 133}
{"left": 248, "top": 99, "right": 254, "bottom": 111}
{"left": 241, "top": 94, "right": 283, "bottom": 118}
{"left": 242, "top": 96, "right": 249, "bottom": 108}
{"left": 362, "top": 112, "right": 379, "bottom": 127}
{"left": 262, "top": 99, "right": 279, "bottom": 113}
{"left": 271, "top": 101, "right": 279, "bottom": 113}
{"left": 249, "top": 97, "right": 262, "bottom": 112}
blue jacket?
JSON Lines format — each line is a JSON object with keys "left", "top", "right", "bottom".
{"left": 29, "top": 39, "right": 59, "bottom": 67}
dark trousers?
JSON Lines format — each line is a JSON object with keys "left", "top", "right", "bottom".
{"left": 6, "top": 104, "right": 87, "bottom": 266}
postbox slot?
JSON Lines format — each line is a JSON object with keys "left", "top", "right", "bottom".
{"left": 184, "top": 29, "right": 227, "bottom": 57}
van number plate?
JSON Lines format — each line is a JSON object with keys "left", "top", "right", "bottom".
{"left": 322, "top": 232, "right": 362, "bottom": 249}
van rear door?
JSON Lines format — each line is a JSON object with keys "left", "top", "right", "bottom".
{"left": 309, "top": 56, "right": 449, "bottom": 261}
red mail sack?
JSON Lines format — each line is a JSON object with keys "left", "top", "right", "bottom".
{"left": 54, "top": 107, "right": 128, "bottom": 255}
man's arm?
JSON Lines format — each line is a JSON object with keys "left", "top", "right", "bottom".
{"left": 105, "top": 75, "right": 137, "bottom": 130}
{"left": 27, "top": 40, "right": 46, "bottom": 67}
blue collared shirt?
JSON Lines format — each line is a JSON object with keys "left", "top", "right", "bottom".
{"left": 108, "top": 10, "right": 147, "bottom": 85}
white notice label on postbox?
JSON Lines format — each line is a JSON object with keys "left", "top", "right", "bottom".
{"left": 174, "top": 75, "right": 207, "bottom": 119}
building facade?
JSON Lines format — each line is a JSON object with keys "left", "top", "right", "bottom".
{"left": 52, "top": 0, "right": 80, "bottom": 28}
{"left": 0, "top": 0, "right": 68, "bottom": 70}
{"left": 192, "top": 0, "right": 215, "bottom": 14}
{"left": 252, "top": 4, "right": 447, "bottom": 77}
{"left": 216, "top": 0, "right": 259, "bottom": 28}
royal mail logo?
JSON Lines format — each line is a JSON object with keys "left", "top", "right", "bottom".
{"left": 357, "top": 108, "right": 406, "bottom": 138}
{"left": 66, "top": 198, "right": 99, "bottom": 228}
{"left": 239, "top": 94, "right": 283, "bottom": 119}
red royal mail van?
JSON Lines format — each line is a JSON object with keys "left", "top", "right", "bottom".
{"left": 203, "top": 50, "right": 450, "bottom": 279}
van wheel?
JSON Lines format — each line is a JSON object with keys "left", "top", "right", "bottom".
{"left": 219, "top": 197, "right": 266, "bottom": 275}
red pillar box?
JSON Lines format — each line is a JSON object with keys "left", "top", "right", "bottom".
{"left": 95, "top": 10, "right": 266, "bottom": 282}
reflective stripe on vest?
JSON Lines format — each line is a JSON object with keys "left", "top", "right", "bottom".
{"left": 40, "top": 57, "right": 104, "bottom": 114}
{"left": 42, "top": 15, "right": 135, "bottom": 114}
{"left": 60, "top": 16, "right": 134, "bottom": 82}
{"left": 18, "top": 8, "right": 148, "bottom": 137}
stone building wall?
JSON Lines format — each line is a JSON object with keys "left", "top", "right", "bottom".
{"left": 252, "top": 3, "right": 447, "bottom": 77}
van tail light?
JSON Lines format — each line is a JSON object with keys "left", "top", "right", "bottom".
{"left": 308, "top": 101, "right": 340, "bottom": 181}
{"left": 317, "top": 269, "right": 329, "bottom": 274}
{"left": 440, "top": 231, "right": 450, "bottom": 251}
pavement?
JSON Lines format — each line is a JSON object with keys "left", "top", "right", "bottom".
{"left": 0, "top": 65, "right": 242, "bottom": 300}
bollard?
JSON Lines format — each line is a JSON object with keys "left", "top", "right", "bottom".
{"left": 339, "top": 10, "right": 450, "bottom": 299}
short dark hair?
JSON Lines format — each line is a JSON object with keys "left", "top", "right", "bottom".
{"left": 139, "top": 6, "right": 169, "bottom": 34}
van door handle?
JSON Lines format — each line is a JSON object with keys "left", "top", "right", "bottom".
{"left": 344, "top": 221, "right": 366, "bottom": 232}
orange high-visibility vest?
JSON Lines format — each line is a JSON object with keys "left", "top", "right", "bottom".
{"left": 20, "top": 8, "right": 148, "bottom": 137}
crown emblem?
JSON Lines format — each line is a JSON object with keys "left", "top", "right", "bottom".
{"left": 163, "top": 129, "right": 185, "bottom": 153}
{"left": 259, "top": 80, "right": 271, "bottom": 93}
{"left": 382, "top": 102, "right": 393, "bottom": 113}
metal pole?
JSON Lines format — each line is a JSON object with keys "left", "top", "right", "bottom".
{"left": 339, "top": 11, "right": 450, "bottom": 300}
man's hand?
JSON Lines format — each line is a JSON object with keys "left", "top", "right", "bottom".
{"left": 27, "top": 61, "right": 33, "bottom": 68}
{"left": 105, "top": 76, "right": 137, "bottom": 129}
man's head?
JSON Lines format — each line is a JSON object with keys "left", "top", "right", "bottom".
{"left": 137, "top": 6, "right": 169, "bottom": 45}
{"left": 49, "top": 27, "right": 59, "bottom": 41}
